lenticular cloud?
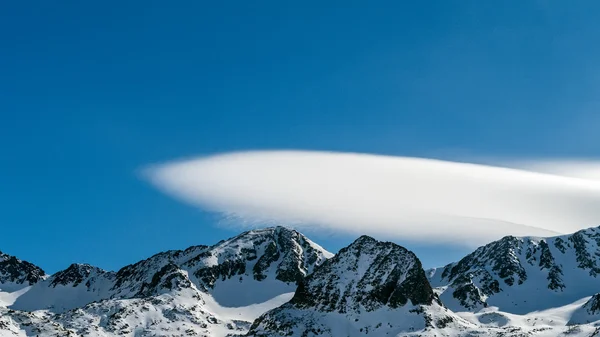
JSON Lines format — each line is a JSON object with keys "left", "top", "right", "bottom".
{"left": 143, "top": 151, "right": 600, "bottom": 245}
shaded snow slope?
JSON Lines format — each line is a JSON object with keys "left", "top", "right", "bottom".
{"left": 568, "top": 293, "right": 600, "bottom": 325}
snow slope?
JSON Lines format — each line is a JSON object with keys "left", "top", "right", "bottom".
{"left": 568, "top": 293, "right": 600, "bottom": 325}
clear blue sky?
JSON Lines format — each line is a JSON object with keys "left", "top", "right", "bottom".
{"left": 2, "top": 1, "right": 599, "bottom": 273}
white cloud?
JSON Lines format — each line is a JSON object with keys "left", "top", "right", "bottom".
{"left": 504, "top": 160, "right": 600, "bottom": 182}
{"left": 143, "top": 150, "right": 600, "bottom": 246}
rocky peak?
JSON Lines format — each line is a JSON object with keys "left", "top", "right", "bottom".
{"left": 111, "top": 245, "right": 207, "bottom": 296}
{"left": 290, "top": 235, "right": 437, "bottom": 312}
{"left": 4, "top": 227, "right": 333, "bottom": 334}
{"left": 49, "top": 263, "right": 113, "bottom": 288}
{"left": 188, "top": 226, "right": 332, "bottom": 291}
{"left": 0, "top": 250, "right": 46, "bottom": 288}
{"left": 261, "top": 226, "right": 332, "bottom": 283}
{"left": 439, "top": 235, "right": 527, "bottom": 291}
{"left": 430, "top": 225, "right": 600, "bottom": 313}
{"left": 11, "top": 264, "right": 116, "bottom": 313}
{"left": 247, "top": 237, "right": 459, "bottom": 336}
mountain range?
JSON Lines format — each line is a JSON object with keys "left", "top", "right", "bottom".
{"left": 2, "top": 225, "right": 600, "bottom": 336}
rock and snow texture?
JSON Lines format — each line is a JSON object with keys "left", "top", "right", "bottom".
{"left": 0, "top": 226, "right": 332, "bottom": 337}
{"left": 12, "top": 263, "right": 116, "bottom": 312}
{"left": 9, "top": 226, "right": 330, "bottom": 312}
{"left": 247, "top": 235, "right": 473, "bottom": 337}
{"left": 6, "top": 226, "right": 600, "bottom": 337}
{"left": 429, "top": 226, "right": 600, "bottom": 314}
{"left": 568, "top": 293, "right": 600, "bottom": 325}
{"left": 0, "top": 251, "right": 46, "bottom": 292}
{"left": 0, "top": 251, "right": 47, "bottom": 308}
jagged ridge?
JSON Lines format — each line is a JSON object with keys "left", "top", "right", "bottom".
{"left": 2, "top": 226, "right": 332, "bottom": 337}
{"left": 247, "top": 235, "right": 468, "bottom": 337}
{"left": 0, "top": 251, "right": 47, "bottom": 290}
{"left": 429, "top": 226, "right": 600, "bottom": 313}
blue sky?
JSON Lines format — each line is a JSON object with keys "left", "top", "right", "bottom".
{"left": 2, "top": 1, "right": 600, "bottom": 273}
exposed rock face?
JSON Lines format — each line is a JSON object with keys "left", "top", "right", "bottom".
{"left": 290, "top": 235, "right": 438, "bottom": 311}
{"left": 247, "top": 236, "right": 465, "bottom": 337}
{"left": 0, "top": 250, "right": 46, "bottom": 290}
{"left": 186, "top": 226, "right": 332, "bottom": 292}
{"left": 108, "top": 226, "right": 332, "bottom": 305}
{"left": 49, "top": 263, "right": 115, "bottom": 288}
{"left": 429, "top": 226, "right": 600, "bottom": 313}
{"left": 586, "top": 294, "right": 600, "bottom": 315}
{"left": 110, "top": 245, "right": 208, "bottom": 297}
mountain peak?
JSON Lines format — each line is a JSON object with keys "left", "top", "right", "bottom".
{"left": 431, "top": 225, "right": 600, "bottom": 313}
{"left": 0, "top": 250, "right": 46, "bottom": 289}
{"left": 353, "top": 234, "right": 378, "bottom": 244}
{"left": 235, "top": 225, "right": 297, "bottom": 238}
{"left": 49, "top": 263, "right": 111, "bottom": 288}
{"left": 193, "top": 225, "right": 331, "bottom": 291}
{"left": 248, "top": 237, "right": 453, "bottom": 336}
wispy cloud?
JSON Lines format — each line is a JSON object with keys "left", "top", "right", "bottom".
{"left": 142, "top": 150, "right": 600, "bottom": 246}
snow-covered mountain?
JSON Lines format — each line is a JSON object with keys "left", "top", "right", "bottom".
{"left": 247, "top": 235, "right": 474, "bottom": 337}
{"left": 0, "top": 226, "right": 332, "bottom": 337}
{"left": 0, "top": 251, "right": 47, "bottom": 313}
{"left": 11, "top": 263, "right": 116, "bottom": 312}
{"left": 5, "top": 226, "right": 600, "bottom": 336}
{"left": 0, "top": 251, "right": 46, "bottom": 293}
{"left": 428, "top": 226, "right": 600, "bottom": 314}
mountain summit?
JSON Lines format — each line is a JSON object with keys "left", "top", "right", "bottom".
{"left": 0, "top": 250, "right": 46, "bottom": 292}
{"left": 2, "top": 226, "right": 333, "bottom": 336}
{"left": 429, "top": 226, "right": 600, "bottom": 314}
{"left": 248, "top": 235, "right": 470, "bottom": 336}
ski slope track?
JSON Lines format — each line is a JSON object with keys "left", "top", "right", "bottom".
{"left": 3, "top": 226, "right": 600, "bottom": 336}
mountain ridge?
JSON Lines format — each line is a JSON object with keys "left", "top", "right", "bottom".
{"left": 247, "top": 235, "right": 474, "bottom": 337}
{"left": 4, "top": 225, "right": 600, "bottom": 336}
{"left": 428, "top": 225, "right": 600, "bottom": 314}
{"left": 0, "top": 251, "right": 47, "bottom": 292}
{"left": 1, "top": 226, "right": 334, "bottom": 337}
